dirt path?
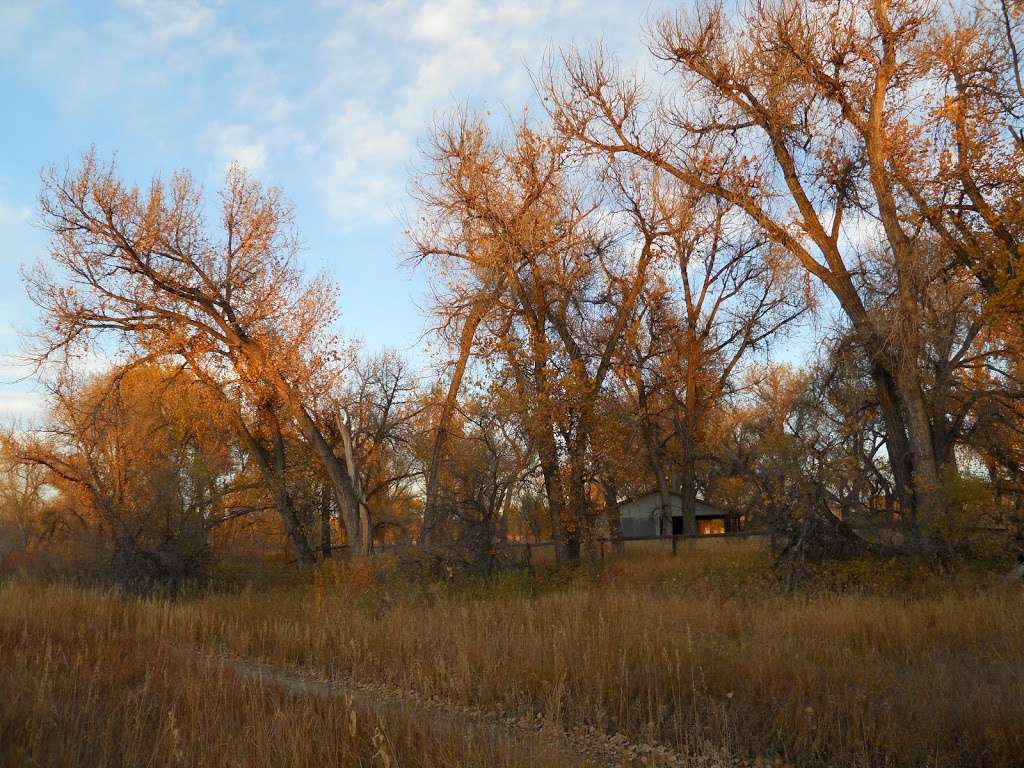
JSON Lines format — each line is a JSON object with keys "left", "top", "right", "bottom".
{"left": 189, "top": 649, "right": 699, "bottom": 768}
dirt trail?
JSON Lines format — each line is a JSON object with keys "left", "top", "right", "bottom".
{"left": 189, "top": 649, "right": 700, "bottom": 768}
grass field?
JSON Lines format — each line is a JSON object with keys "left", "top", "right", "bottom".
{"left": 2, "top": 544, "right": 1022, "bottom": 767}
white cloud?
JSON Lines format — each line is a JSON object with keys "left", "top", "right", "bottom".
{"left": 114, "top": 0, "right": 214, "bottom": 45}
{"left": 204, "top": 122, "right": 268, "bottom": 174}
{"left": 0, "top": 1, "right": 44, "bottom": 54}
{"left": 13, "top": 0, "right": 221, "bottom": 114}
{"left": 7, "top": 0, "right": 653, "bottom": 232}
{"left": 0, "top": 197, "right": 30, "bottom": 229}
{"left": 311, "top": 0, "right": 650, "bottom": 226}
{"left": 322, "top": 103, "right": 412, "bottom": 222}
{"left": 0, "top": 391, "right": 41, "bottom": 419}
{"left": 410, "top": 0, "right": 478, "bottom": 43}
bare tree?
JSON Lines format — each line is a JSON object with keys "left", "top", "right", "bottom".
{"left": 412, "top": 113, "right": 660, "bottom": 564}
{"left": 541, "top": 0, "right": 1016, "bottom": 539}
{"left": 6, "top": 365, "right": 238, "bottom": 584}
{"left": 27, "top": 155, "right": 369, "bottom": 560}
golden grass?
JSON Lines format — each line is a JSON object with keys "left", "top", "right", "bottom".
{"left": 3, "top": 545, "right": 1023, "bottom": 767}
{"left": 0, "top": 582, "right": 584, "bottom": 767}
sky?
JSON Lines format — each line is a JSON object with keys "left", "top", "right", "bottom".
{"left": 0, "top": 0, "right": 676, "bottom": 419}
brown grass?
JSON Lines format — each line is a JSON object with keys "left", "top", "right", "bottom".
{"left": 0, "top": 582, "right": 585, "bottom": 767}
{"left": 2, "top": 544, "right": 1023, "bottom": 767}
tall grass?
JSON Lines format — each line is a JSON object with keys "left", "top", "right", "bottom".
{"left": 3, "top": 545, "right": 1023, "bottom": 766}
{"left": 0, "top": 582, "right": 579, "bottom": 767}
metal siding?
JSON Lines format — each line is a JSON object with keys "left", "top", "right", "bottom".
{"left": 619, "top": 492, "right": 682, "bottom": 519}
{"left": 620, "top": 516, "right": 658, "bottom": 538}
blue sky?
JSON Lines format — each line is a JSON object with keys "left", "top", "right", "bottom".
{"left": 0, "top": 0, "right": 663, "bottom": 417}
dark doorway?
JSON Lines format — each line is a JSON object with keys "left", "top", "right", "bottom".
{"left": 671, "top": 515, "right": 684, "bottom": 535}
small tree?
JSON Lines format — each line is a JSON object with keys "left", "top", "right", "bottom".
{"left": 8, "top": 365, "right": 236, "bottom": 586}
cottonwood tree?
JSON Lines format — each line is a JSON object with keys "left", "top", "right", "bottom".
{"left": 426, "top": 390, "right": 529, "bottom": 573}
{"left": 409, "top": 114, "right": 510, "bottom": 549}
{"left": 616, "top": 185, "right": 804, "bottom": 533}
{"left": 334, "top": 350, "right": 422, "bottom": 547}
{"left": 588, "top": 384, "right": 648, "bottom": 545}
{"left": 411, "top": 115, "right": 579, "bottom": 558}
{"left": 543, "top": 0, "right": 1024, "bottom": 543}
{"left": 7, "top": 365, "right": 238, "bottom": 584}
{"left": 716, "top": 365, "right": 869, "bottom": 573}
{"left": 179, "top": 357, "right": 323, "bottom": 565}
{"left": 26, "top": 156, "right": 369, "bottom": 562}
{"left": 0, "top": 447, "right": 49, "bottom": 554}
{"left": 970, "top": 361, "right": 1024, "bottom": 544}
{"left": 906, "top": 0, "right": 1023, "bottom": 331}
{"left": 413, "top": 113, "right": 660, "bottom": 564}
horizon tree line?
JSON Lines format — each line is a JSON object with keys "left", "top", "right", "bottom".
{"left": 1, "top": 0, "right": 1022, "bottom": 579}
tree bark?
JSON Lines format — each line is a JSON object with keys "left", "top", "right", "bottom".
{"left": 678, "top": 435, "right": 698, "bottom": 536}
{"left": 678, "top": 337, "right": 700, "bottom": 536}
{"left": 894, "top": 371, "right": 944, "bottom": 524}
{"left": 421, "top": 301, "right": 487, "bottom": 548}
{"left": 564, "top": 443, "right": 588, "bottom": 563}
{"left": 337, "top": 412, "right": 373, "bottom": 554}
{"left": 234, "top": 418, "right": 317, "bottom": 568}
{"left": 232, "top": 337, "right": 369, "bottom": 557}
{"left": 636, "top": 379, "right": 673, "bottom": 536}
{"left": 868, "top": 362, "right": 917, "bottom": 523}
{"left": 319, "top": 482, "right": 333, "bottom": 560}
{"left": 601, "top": 477, "right": 624, "bottom": 552}
{"left": 539, "top": 449, "right": 568, "bottom": 565}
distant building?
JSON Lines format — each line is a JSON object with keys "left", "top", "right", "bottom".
{"left": 617, "top": 490, "right": 738, "bottom": 537}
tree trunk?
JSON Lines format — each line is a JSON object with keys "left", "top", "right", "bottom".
{"left": 678, "top": 345, "right": 700, "bottom": 536}
{"left": 602, "top": 477, "right": 624, "bottom": 552}
{"left": 563, "top": 448, "right": 588, "bottom": 564}
{"left": 527, "top": 347, "right": 573, "bottom": 566}
{"left": 280, "top": 392, "right": 365, "bottom": 555}
{"left": 183, "top": 355, "right": 320, "bottom": 566}
{"left": 679, "top": 443, "right": 698, "bottom": 536}
{"left": 319, "top": 482, "right": 333, "bottom": 560}
{"left": 337, "top": 412, "right": 373, "bottom": 554}
{"left": 234, "top": 419, "right": 317, "bottom": 567}
{"left": 869, "top": 362, "right": 917, "bottom": 524}
{"left": 237, "top": 338, "right": 369, "bottom": 557}
{"left": 894, "top": 371, "right": 944, "bottom": 524}
{"left": 421, "top": 302, "right": 486, "bottom": 548}
{"left": 636, "top": 381, "right": 673, "bottom": 536}
{"left": 539, "top": 453, "right": 568, "bottom": 564}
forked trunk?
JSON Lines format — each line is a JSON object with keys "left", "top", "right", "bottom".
{"left": 238, "top": 339, "right": 369, "bottom": 557}
{"left": 337, "top": 412, "right": 373, "bottom": 555}
{"left": 894, "top": 371, "right": 945, "bottom": 528}
{"left": 234, "top": 420, "right": 317, "bottom": 568}
{"left": 421, "top": 302, "right": 486, "bottom": 548}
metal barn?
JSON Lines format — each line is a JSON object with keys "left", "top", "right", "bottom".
{"left": 617, "top": 490, "right": 737, "bottom": 537}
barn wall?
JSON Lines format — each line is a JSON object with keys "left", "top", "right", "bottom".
{"left": 616, "top": 492, "right": 730, "bottom": 538}
{"left": 619, "top": 493, "right": 682, "bottom": 520}
{"left": 620, "top": 516, "right": 659, "bottom": 538}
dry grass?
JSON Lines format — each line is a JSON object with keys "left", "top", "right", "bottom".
{"left": 2, "top": 544, "right": 1023, "bottom": 767}
{"left": 0, "top": 582, "right": 585, "bottom": 767}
